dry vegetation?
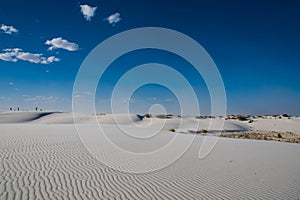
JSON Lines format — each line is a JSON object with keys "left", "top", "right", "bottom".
{"left": 143, "top": 113, "right": 152, "bottom": 118}
{"left": 155, "top": 114, "right": 173, "bottom": 119}
{"left": 195, "top": 116, "right": 215, "bottom": 119}
{"left": 168, "top": 128, "right": 175, "bottom": 132}
{"left": 186, "top": 129, "right": 208, "bottom": 134}
{"left": 220, "top": 131, "right": 300, "bottom": 144}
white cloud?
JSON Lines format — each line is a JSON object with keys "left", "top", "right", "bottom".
{"left": 0, "top": 48, "right": 60, "bottom": 64}
{"left": 25, "top": 96, "right": 52, "bottom": 101}
{"left": 8, "top": 82, "right": 14, "bottom": 85}
{"left": 106, "top": 13, "right": 121, "bottom": 25}
{"left": 80, "top": 4, "right": 97, "bottom": 21}
{"left": 17, "top": 52, "right": 43, "bottom": 63}
{"left": 73, "top": 94, "right": 81, "bottom": 98}
{"left": 0, "top": 48, "right": 19, "bottom": 62}
{"left": 24, "top": 95, "right": 65, "bottom": 103}
{"left": 45, "top": 37, "right": 79, "bottom": 51}
{"left": 0, "top": 96, "right": 11, "bottom": 101}
{"left": 1, "top": 24, "right": 18, "bottom": 35}
{"left": 41, "top": 56, "right": 60, "bottom": 64}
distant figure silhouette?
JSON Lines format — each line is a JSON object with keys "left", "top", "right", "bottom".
{"left": 17, "top": 107, "right": 19, "bottom": 111}
{"left": 10, "top": 108, "right": 12, "bottom": 111}
{"left": 35, "top": 107, "right": 38, "bottom": 111}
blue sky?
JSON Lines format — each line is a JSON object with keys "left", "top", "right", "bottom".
{"left": 0, "top": 0, "right": 299, "bottom": 115}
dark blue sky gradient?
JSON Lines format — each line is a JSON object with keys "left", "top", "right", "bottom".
{"left": 0, "top": 0, "right": 299, "bottom": 115}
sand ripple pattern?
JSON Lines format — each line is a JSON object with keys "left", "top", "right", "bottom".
{"left": 1, "top": 124, "right": 300, "bottom": 199}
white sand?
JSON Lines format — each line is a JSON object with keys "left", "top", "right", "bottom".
{"left": 1, "top": 112, "right": 300, "bottom": 199}
{"left": 247, "top": 117, "right": 300, "bottom": 134}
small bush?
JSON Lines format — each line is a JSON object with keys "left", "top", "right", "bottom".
{"left": 248, "top": 120, "right": 254, "bottom": 123}
{"left": 201, "top": 129, "right": 208, "bottom": 133}
{"left": 277, "top": 133, "right": 282, "bottom": 138}
{"left": 282, "top": 114, "right": 289, "bottom": 117}
{"left": 187, "top": 129, "right": 207, "bottom": 134}
{"left": 156, "top": 114, "right": 171, "bottom": 119}
{"left": 195, "top": 116, "right": 204, "bottom": 119}
{"left": 168, "top": 128, "right": 175, "bottom": 132}
{"left": 143, "top": 113, "right": 152, "bottom": 118}
{"left": 237, "top": 115, "right": 248, "bottom": 121}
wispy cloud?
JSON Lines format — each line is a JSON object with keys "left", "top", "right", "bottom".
{"left": 1, "top": 24, "right": 18, "bottom": 35}
{"left": 45, "top": 37, "right": 79, "bottom": 51}
{"left": 0, "top": 48, "right": 60, "bottom": 64}
{"left": 0, "top": 96, "right": 11, "bottom": 101}
{"left": 24, "top": 95, "right": 54, "bottom": 101}
{"left": 106, "top": 13, "right": 121, "bottom": 25}
{"left": 8, "top": 82, "right": 14, "bottom": 85}
{"left": 23, "top": 95, "right": 67, "bottom": 107}
{"left": 80, "top": 4, "right": 97, "bottom": 21}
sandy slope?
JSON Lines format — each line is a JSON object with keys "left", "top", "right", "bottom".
{"left": 0, "top": 112, "right": 298, "bottom": 134}
{"left": 247, "top": 118, "right": 300, "bottom": 134}
{"left": 1, "top": 124, "right": 300, "bottom": 199}
{"left": 1, "top": 112, "right": 300, "bottom": 199}
{"left": 0, "top": 111, "right": 57, "bottom": 123}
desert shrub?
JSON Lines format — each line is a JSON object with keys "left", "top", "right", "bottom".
{"left": 143, "top": 113, "right": 152, "bottom": 118}
{"left": 156, "top": 114, "right": 171, "bottom": 119}
{"left": 195, "top": 116, "right": 204, "bottom": 119}
{"left": 277, "top": 133, "right": 282, "bottom": 138}
{"left": 282, "top": 114, "right": 289, "bottom": 117}
{"left": 187, "top": 129, "right": 207, "bottom": 134}
{"left": 156, "top": 114, "right": 166, "bottom": 119}
{"left": 248, "top": 120, "right": 253, "bottom": 123}
{"left": 168, "top": 128, "right": 175, "bottom": 132}
{"left": 187, "top": 130, "right": 199, "bottom": 133}
{"left": 236, "top": 115, "right": 248, "bottom": 121}
{"left": 201, "top": 129, "right": 208, "bottom": 133}
{"left": 256, "top": 135, "right": 262, "bottom": 140}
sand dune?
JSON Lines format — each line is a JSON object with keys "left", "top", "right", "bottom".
{"left": 1, "top": 112, "right": 298, "bottom": 134}
{"left": 0, "top": 111, "right": 58, "bottom": 123}
{"left": 247, "top": 117, "right": 300, "bottom": 134}
{"left": 1, "top": 112, "right": 300, "bottom": 199}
